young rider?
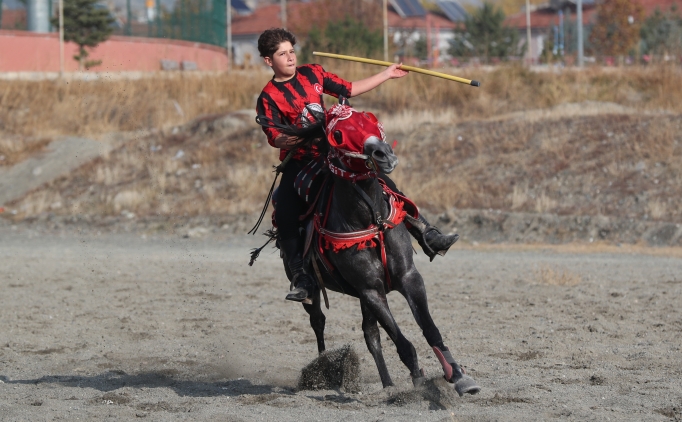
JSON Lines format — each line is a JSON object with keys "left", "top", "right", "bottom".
{"left": 256, "top": 28, "right": 458, "bottom": 302}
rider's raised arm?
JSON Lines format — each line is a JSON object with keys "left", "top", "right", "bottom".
{"left": 350, "top": 63, "right": 408, "bottom": 97}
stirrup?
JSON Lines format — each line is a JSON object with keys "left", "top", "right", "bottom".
{"left": 285, "top": 274, "right": 314, "bottom": 303}
{"left": 423, "top": 226, "right": 459, "bottom": 261}
{"left": 405, "top": 214, "right": 458, "bottom": 262}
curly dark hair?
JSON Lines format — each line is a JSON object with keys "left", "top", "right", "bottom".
{"left": 257, "top": 28, "right": 297, "bottom": 58}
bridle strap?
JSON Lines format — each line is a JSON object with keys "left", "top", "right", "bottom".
{"left": 327, "top": 159, "right": 377, "bottom": 182}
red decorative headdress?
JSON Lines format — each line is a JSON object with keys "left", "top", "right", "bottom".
{"left": 325, "top": 104, "right": 386, "bottom": 174}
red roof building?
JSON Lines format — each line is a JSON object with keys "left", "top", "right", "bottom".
{"left": 231, "top": 2, "right": 457, "bottom": 66}
{"left": 232, "top": 3, "right": 456, "bottom": 36}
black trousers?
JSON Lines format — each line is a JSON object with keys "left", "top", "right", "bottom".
{"left": 275, "top": 159, "right": 402, "bottom": 241}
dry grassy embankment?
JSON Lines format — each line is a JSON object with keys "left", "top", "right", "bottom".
{"left": 8, "top": 104, "right": 682, "bottom": 230}
{"left": 391, "top": 107, "right": 682, "bottom": 222}
{"left": 0, "top": 71, "right": 270, "bottom": 140}
{"left": 2, "top": 66, "right": 681, "bottom": 242}
{"left": 2, "top": 65, "right": 681, "bottom": 168}
{"left": 1, "top": 65, "right": 681, "bottom": 140}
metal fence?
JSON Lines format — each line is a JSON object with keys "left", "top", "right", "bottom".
{"left": 114, "top": 0, "right": 226, "bottom": 48}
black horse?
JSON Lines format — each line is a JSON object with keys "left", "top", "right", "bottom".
{"left": 253, "top": 104, "right": 480, "bottom": 395}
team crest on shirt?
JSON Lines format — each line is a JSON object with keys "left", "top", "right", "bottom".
{"left": 314, "top": 83, "right": 323, "bottom": 94}
{"left": 301, "top": 103, "right": 324, "bottom": 127}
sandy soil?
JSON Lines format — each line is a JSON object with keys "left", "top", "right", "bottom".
{"left": 1, "top": 226, "right": 681, "bottom": 421}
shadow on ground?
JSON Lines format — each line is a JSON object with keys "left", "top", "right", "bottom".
{"left": 0, "top": 372, "right": 462, "bottom": 411}
{"left": 0, "top": 371, "right": 291, "bottom": 398}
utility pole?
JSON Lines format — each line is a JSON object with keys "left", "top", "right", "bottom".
{"left": 146, "top": 0, "right": 152, "bottom": 37}
{"left": 125, "top": 0, "right": 131, "bottom": 35}
{"left": 383, "top": 0, "right": 388, "bottom": 62}
{"left": 559, "top": 10, "right": 564, "bottom": 56}
{"left": 426, "top": 13, "right": 431, "bottom": 67}
{"left": 434, "top": 22, "right": 440, "bottom": 67}
{"left": 577, "top": 0, "right": 583, "bottom": 67}
{"left": 226, "top": 0, "right": 232, "bottom": 70}
{"left": 58, "top": 0, "right": 64, "bottom": 77}
{"left": 525, "top": 0, "right": 532, "bottom": 65}
{"left": 281, "top": 0, "right": 286, "bottom": 29}
{"left": 155, "top": 0, "right": 160, "bottom": 37}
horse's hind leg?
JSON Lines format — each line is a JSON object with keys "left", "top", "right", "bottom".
{"left": 400, "top": 271, "right": 447, "bottom": 349}
{"left": 399, "top": 271, "right": 480, "bottom": 396}
{"left": 302, "top": 287, "right": 326, "bottom": 354}
{"left": 360, "top": 301, "right": 393, "bottom": 388}
{"left": 360, "top": 289, "right": 423, "bottom": 385}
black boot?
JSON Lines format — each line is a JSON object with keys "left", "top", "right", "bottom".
{"left": 404, "top": 214, "right": 459, "bottom": 262}
{"left": 279, "top": 237, "right": 315, "bottom": 302}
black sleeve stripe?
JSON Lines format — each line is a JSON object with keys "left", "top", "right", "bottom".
{"left": 257, "top": 92, "right": 273, "bottom": 120}
{"left": 257, "top": 91, "right": 286, "bottom": 145}
{"left": 323, "top": 79, "right": 351, "bottom": 98}
{"left": 291, "top": 75, "right": 310, "bottom": 99}
{"left": 256, "top": 93, "right": 267, "bottom": 116}
{"left": 298, "top": 65, "right": 320, "bottom": 85}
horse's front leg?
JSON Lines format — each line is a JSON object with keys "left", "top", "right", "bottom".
{"left": 360, "top": 301, "right": 393, "bottom": 387}
{"left": 360, "top": 288, "right": 424, "bottom": 386}
{"left": 398, "top": 269, "right": 480, "bottom": 396}
{"left": 302, "top": 286, "right": 325, "bottom": 354}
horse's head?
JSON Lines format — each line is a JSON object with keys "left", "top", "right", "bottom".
{"left": 325, "top": 105, "right": 398, "bottom": 176}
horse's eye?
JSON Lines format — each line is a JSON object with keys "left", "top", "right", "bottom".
{"left": 333, "top": 130, "right": 342, "bottom": 144}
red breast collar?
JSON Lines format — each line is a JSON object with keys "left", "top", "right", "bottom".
{"left": 314, "top": 186, "right": 408, "bottom": 292}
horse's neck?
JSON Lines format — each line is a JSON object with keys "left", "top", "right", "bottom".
{"left": 331, "top": 177, "right": 385, "bottom": 229}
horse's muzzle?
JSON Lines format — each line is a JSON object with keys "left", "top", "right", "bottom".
{"left": 364, "top": 136, "right": 398, "bottom": 174}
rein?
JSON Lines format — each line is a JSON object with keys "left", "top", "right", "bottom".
{"left": 247, "top": 149, "right": 294, "bottom": 235}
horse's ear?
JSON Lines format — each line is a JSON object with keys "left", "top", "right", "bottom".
{"left": 332, "top": 130, "right": 343, "bottom": 146}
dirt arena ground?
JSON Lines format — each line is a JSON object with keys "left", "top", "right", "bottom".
{"left": 1, "top": 225, "right": 681, "bottom": 421}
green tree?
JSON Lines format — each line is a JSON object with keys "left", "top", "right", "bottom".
{"left": 640, "top": 5, "right": 682, "bottom": 60}
{"left": 51, "top": 0, "right": 114, "bottom": 70}
{"left": 448, "top": 2, "right": 520, "bottom": 62}
{"left": 301, "top": 16, "right": 383, "bottom": 63}
{"left": 448, "top": 2, "right": 520, "bottom": 60}
{"left": 589, "top": 0, "right": 644, "bottom": 57}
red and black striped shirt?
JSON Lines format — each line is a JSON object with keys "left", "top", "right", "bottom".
{"left": 256, "top": 64, "right": 352, "bottom": 161}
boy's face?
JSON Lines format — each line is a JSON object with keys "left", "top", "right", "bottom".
{"left": 264, "top": 41, "right": 296, "bottom": 80}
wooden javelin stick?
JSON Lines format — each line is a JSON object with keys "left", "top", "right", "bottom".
{"left": 313, "top": 51, "right": 480, "bottom": 87}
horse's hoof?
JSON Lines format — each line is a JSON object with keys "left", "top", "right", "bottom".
{"left": 411, "top": 368, "right": 426, "bottom": 387}
{"left": 453, "top": 375, "right": 480, "bottom": 397}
